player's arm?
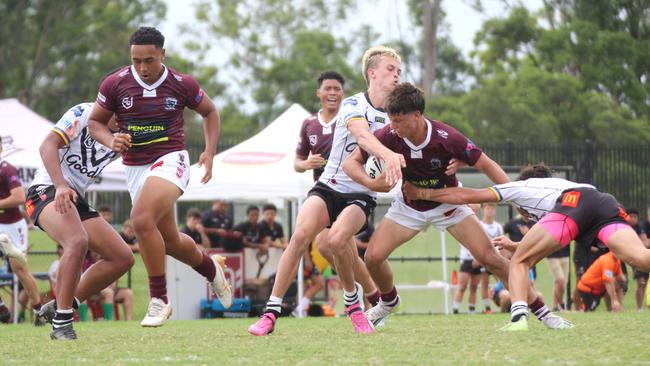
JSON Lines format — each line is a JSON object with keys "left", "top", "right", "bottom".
{"left": 347, "top": 119, "right": 405, "bottom": 186}
{"left": 604, "top": 280, "right": 622, "bottom": 311}
{"left": 88, "top": 105, "right": 131, "bottom": 153}
{"left": 342, "top": 147, "right": 393, "bottom": 192}
{"left": 403, "top": 182, "right": 498, "bottom": 205}
{"left": 472, "top": 153, "right": 510, "bottom": 185}
{"left": 193, "top": 96, "right": 220, "bottom": 184}
{"left": 294, "top": 154, "right": 324, "bottom": 173}
{"left": 0, "top": 186, "right": 25, "bottom": 209}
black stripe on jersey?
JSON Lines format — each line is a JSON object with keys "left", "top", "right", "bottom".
{"left": 326, "top": 134, "right": 350, "bottom": 185}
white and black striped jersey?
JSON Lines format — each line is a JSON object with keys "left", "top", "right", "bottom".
{"left": 488, "top": 178, "right": 595, "bottom": 222}
{"left": 31, "top": 103, "right": 119, "bottom": 194}
{"left": 319, "top": 92, "right": 389, "bottom": 195}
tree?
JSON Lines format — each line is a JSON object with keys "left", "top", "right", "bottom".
{"left": 0, "top": 0, "right": 167, "bottom": 120}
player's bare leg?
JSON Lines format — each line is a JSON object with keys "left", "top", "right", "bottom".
{"left": 130, "top": 177, "right": 181, "bottom": 327}
{"left": 447, "top": 215, "right": 570, "bottom": 330}
{"left": 323, "top": 205, "right": 373, "bottom": 333}
{"left": 606, "top": 228, "right": 650, "bottom": 273}
{"left": 364, "top": 218, "right": 418, "bottom": 327}
{"left": 316, "top": 233, "right": 379, "bottom": 308}
{"left": 249, "top": 196, "right": 330, "bottom": 336}
{"left": 504, "top": 224, "right": 564, "bottom": 331}
{"left": 158, "top": 208, "right": 232, "bottom": 308}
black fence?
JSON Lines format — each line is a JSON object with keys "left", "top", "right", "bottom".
{"left": 90, "top": 139, "right": 650, "bottom": 226}
{"left": 481, "top": 141, "right": 650, "bottom": 210}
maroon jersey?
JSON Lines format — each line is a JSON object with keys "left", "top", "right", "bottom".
{"left": 295, "top": 112, "right": 336, "bottom": 181}
{"left": 0, "top": 160, "right": 24, "bottom": 224}
{"left": 96, "top": 65, "right": 204, "bottom": 165}
{"left": 370, "top": 118, "right": 483, "bottom": 211}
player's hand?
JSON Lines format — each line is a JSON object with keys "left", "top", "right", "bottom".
{"left": 197, "top": 151, "right": 214, "bottom": 184}
{"left": 54, "top": 185, "right": 77, "bottom": 214}
{"left": 383, "top": 151, "right": 406, "bottom": 186}
{"left": 110, "top": 133, "right": 132, "bottom": 153}
{"left": 611, "top": 302, "right": 622, "bottom": 312}
{"left": 445, "top": 158, "right": 467, "bottom": 175}
{"left": 305, "top": 154, "right": 326, "bottom": 169}
{"left": 492, "top": 235, "right": 518, "bottom": 253}
{"left": 370, "top": 172, "right": 395, "bottom": 192}
{"left": 403, "top": 181, "right": 424, "bottom": 203}
{"left": 196, "top": 223, "right": 206, "bottom": 234}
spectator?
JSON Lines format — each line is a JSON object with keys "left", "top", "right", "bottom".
{"left": 181, "top": 208, "right": 210, "bottom": 249}
{"left": 572, "top": 238, "right": 607, "bottom": 311}
{"left": 233, "top": 205, "right": 265, "bottom": 252}
{"left": 259, "top": 204, "right": 288, "bottom": 249}
{"left": 546, "top": 246, "right": 571, "bottom": 312}
{"left": 453, "top": 204, "right": 485, "bottom": 314}
{"left": 201, "top": 200, "right": 234, "bottom": 248}
{"left": 627, "top": 209, "right": 649, "bottom": 310}
{"left": 119, "top": 219, "right": 139, "bottom": 253}
{"left": 478, "top": 202, "right": 503, "bottom": 314}
{"left": 293, "top": 253, "right": 325, "bottom": 317}
{"left": 97, "top": 205, "right": 118, "bottom": 229}
{"left": 576, "top": 251, "right": 626, "bottom": 312}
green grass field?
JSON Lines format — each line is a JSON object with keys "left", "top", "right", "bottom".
{"left": 2, "top": 225, "right": 649, "bottom": 364}
{"left": 4, "top": 312, "right": 649, "bottom": 365}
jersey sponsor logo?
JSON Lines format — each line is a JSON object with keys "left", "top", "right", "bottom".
{"left": 25, "top": 199, "right": 35, "bottom": 218}
{"left": 63, "top": 128, "right": 117, "bottom": 179}
{"left": 618, "top": 207, "right": 629, "bottom": 221}
{"left": 561, "top": 191, "right": 581, "bottom": 208}
{"left": 195, "top": 89, "right": 204, "bottom": 104}
{"left": 164, "top": 97, "right": 178, "bottom": 110}
{"left": 126, "top": 119, "right": 170, "bottom": 146}
{"left": 309, "top": 135, "right": 318, "bottom": 146}
{"left": 344, "top": 142, "right": 358, "bottom": 153}
{"left": 97, "top": 92, "right": 106, "bottom": 103}
{"left": 375, "top": 116, "right": 386, "bottom": 124}
{"left": 409, "top": 178, "right": 440, "bottom": 189}
{"left": 72, "top": 105, "right": 84, "bottom": 117}
{"left": 436, "top": 129, "right": 448, "bottom": 139}
{"left": 122, "top": 96, "right": 134, "bottom": 109}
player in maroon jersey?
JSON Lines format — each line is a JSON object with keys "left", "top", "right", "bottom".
{"left": 294, "top": 71, "right": 380, "bottom": 310}
{"left": 88, "top": 27, "right": 231, "bottom": 327}
{"left": 343, "top": 83, "right": 573, "bottom": 329}
{"left": 0, "top": 137, "right": 42, "bottom": 323}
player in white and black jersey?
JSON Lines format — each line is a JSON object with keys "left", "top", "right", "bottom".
{"left": 404, "top": 164, "right": 650, "bottom": 330}
{"left": 249, "top": 46, "right": 406, "bottom": 336}
{"left": 27, "top": 102, "right": 135, "bottom": 340}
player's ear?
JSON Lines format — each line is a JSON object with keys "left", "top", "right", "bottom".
{"left": 161, "top": 48, "right": 166, "bottom": 60}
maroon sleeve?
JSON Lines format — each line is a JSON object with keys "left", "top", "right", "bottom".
{"left": 295, "top": 119, "right": 310, "bottom": 157}
{"left": 96, "top": 71, "right": 120, "bottom": 112}
{"left": 1, "top": 163, "right": 22, "bottom": 190}
{"left": 443, "top": 125, "right": 483, "bottom": 166}
{"left": 183, "top": 74, "right": 205, "bottom": 109}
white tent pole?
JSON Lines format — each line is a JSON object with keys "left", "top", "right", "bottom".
{"left": 440, "top": 230, "right": 449, "bottom": 315}
{"left": 294, "top": 198, "right": 305, "bottom": 318}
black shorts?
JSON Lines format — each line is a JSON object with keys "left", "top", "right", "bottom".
{"left": 26, "top": 185, "right": 99, "bottom": 229}
{"left": 551, "top": 187, "right": 629, "bottom": 248}
{"left": 578, "top": 290, "right": 602, "bottom": 312}
{"left": 633, "top": 268, "right": 649, "bottom": 281}
{"left": 308, "top": 182, "right": 376, "bottom": 233}
{"left": 460, "top": 259, "right": 485, "bottom": 275}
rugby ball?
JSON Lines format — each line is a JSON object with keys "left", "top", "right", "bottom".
{"left": 365, "top": 155, "right": 385, "bottom": 179}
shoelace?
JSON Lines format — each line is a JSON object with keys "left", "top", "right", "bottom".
{"left": 148, "top": 301, "right": 164, "bottom": 316}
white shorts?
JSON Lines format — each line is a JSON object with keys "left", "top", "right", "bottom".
{"left": 384, "top": 198, "right": 474, "bottom": 232}
{"left": 125, "top": 150, "right": 191, "bottom": 202}
{"left": 0, "top": 219, "right": 29, "bottom": 252}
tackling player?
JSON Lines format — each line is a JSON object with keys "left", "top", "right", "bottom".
{"left": 249, "top": 46, "right": 406, "bottom": 336}
{"left": 403, "top": 164, "right": 650, "bottom": 330}
{"left": 88, "top": 26, "right": 231, "bottom": 327}
{"left": 294, "top": 70, "right": 380, "bottom": 309}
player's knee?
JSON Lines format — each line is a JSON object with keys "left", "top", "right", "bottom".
{"left": 130, "top": 210, "right": 154, "bottom": 235}
{"left": 289, "top": 227, "right": 311, "bottom": 250}
{"left": 65, "top": 234, "right": 89, "bottom": 258}
{"left": 363, "top": 250, "right": 382, "bottom": 270}
{"left": 323, "top": 231, "right": 346, "bottom": 253}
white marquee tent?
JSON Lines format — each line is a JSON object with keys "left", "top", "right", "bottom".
{"left": 0, "top": 98, "right": 126, "bottom": 191}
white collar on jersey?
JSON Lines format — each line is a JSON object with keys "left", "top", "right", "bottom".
{"left": 130, "top": 64, "right": 169, "bottom": 90}
{"left": 403, "top": 119, "right": 432, "bottom": 151}
{"left": 317, "top": 109, "right": 337, "bottom": 127}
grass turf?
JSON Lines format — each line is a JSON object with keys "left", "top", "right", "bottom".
{"left": 4, "top": 312, "right": 649, "bottom": 365}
